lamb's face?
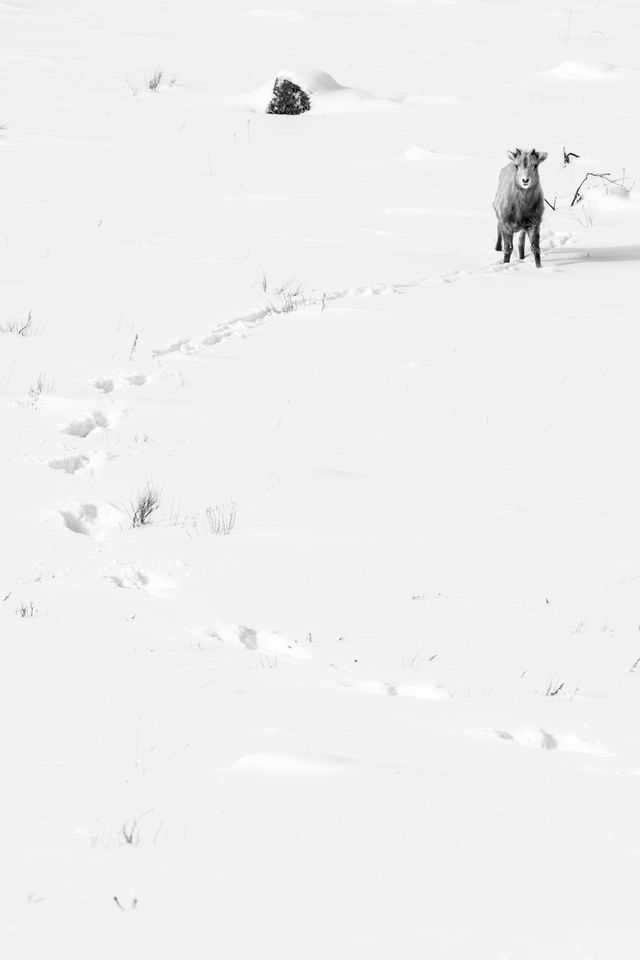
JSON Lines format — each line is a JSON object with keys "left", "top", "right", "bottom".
{"left": 507, "top": 148, "right": 548, "bottom": 190}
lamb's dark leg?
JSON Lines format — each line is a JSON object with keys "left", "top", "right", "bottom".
{"left": 502, "top": 230, "right": 513, "bottom": 264}
{"left": 518, "top": 230, "right": 526, "bottom": 260}
{"left": 495, "top": 223, "right": 502, "bottom": 252}
{"left": 528, "top": 224, "right": 541, "bottom": 268}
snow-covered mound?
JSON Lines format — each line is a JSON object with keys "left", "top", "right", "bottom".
{"left": 549, "top": 60, "right": 621, "bottom": 79}
{"left": 405, "top": 144, "right": 440, "bottom": 160}
{"left": 243, "top": 67, "right": 398, "bottom": 113}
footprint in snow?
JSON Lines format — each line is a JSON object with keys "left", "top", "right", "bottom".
{"left": 351, "top": 679, "right": 451, "bottom": 700}
{"left": 63, "top": 409, "right": 119, "bottom": 438}
{"left": 152, "top": 338, "right": 195, "bottom": 357}
{"left": 125, "top": 373, "right": 147, "bottom": 387}
{"left": 106, "top": 563, "right": 175, "bottom": 595}
{"left": 60, "top": 502, "right": 123, "bottom": 540}
{"left": 48, "top": 451, "right": 109, "bottom": 474}
{"left": 487, "top": 727, "right": 610, "bottom": 756}
{"left": 206, "top": 620, "right": 309, "bottom": 660}
{"left": 94, "top": 373, "right": 147, "bottom": 393}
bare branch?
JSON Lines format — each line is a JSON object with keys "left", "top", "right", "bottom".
{"left": 570, "top": 172, "right": 611, "bottom": 206}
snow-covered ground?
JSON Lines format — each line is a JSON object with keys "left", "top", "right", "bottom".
{"left": 2, "top": 1, "right": 640, "bottom": 957}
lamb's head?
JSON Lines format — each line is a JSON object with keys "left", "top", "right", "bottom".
{"left": 507, "top": 148, "right": 548, "bottom": 190}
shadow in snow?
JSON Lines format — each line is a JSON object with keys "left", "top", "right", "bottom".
{"left": 549, "top": 245, "right": 640, "bottom": 265}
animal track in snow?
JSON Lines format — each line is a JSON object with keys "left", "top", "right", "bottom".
{"left": 125, "top": 372, "right": 147, "bottom": 386}
{"left": 152, "top": 338, "right": 195, "bottom": 357}
{"left": 351, "top": 679, "right": 452, "bottom": 700}
{"left": 542, "top": 229, "right": 575, "bottom": 251}
{"left": 485, "top": 727, "right": 610, "bottom": 756}
{"left": 207, "top": 620, "right": 309, "bottom": 660}
{"left": 60, "top": 502, "right": 123, "bottom": 540}
{"left": 106, "top": 563, "right": 175, "bottom": 595}
{"left": 94, "top": 373, "right": 147, "bottom": 393}
{"left": 63, "top": 409, "right": 118, "bottom": 438}
{"left": 48, "top": 452, "right": 108, "bottom": 474}
{"left": 153, "top": 233, "right": 582, "bottom": 362}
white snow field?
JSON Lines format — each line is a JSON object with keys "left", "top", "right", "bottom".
{"left": 2, "top": 1, "right": 640, "bottom": 957}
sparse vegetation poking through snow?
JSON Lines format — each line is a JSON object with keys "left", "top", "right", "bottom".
{"left": 259, "top": 654, "right": 279, "bottom": 669}
{"left": 266, "top": 279, "right": 311, "bottom": 316}
{"left": 544, "top": 678, "right": 565, "bottom": 697}
{"left": 267, "top": 78, "right": 311, "bottom": 115}
{"left": 0, "top": 311, "right": 34, "bottom": 336}
{"left": 128, "top": 483, "right": 161, "bottom": 528}
{"left": 121, "top": 818, "right": 142, "bottom": 846}
{"left": 205, "top": 500, "right": 237, "bottom": 535}
{"left": 113, "top": 896, "right": 138, "bottom": 912}
{"left": 27, "top": 374, "right": 55, "bottom": 408}
{"left": 147, "top": 71, "right": 163, "bottom": 92}
{"left": 16, "top": 601, "right": 38, "bottom": 618}
{"left": 146, "top": 71, "right": 176, "bottom": 93}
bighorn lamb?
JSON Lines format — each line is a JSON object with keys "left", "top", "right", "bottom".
{"left": 494, "top": 148, "right": 548, "bottom": 268}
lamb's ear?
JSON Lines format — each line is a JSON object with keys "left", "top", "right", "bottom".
{"left": 535, "top": 150, "right": 548, "bottom": 164}
{"left": 507, "top": 149, "right": 521, "bottom": 163}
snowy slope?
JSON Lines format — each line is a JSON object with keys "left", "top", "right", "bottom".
{"left": 2, "top": 1, "right": 640, "bottom": 958}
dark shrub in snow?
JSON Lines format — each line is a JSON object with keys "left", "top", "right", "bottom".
{"left": 266, "top": 77, "right": 311, "bottom": 115}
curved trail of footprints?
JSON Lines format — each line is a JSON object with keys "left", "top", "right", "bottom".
{"left": 148, "top": 228, "right": 576, "bottom": 362}
{"left": 43, "top": 230, "right": 606, "bottom": 764}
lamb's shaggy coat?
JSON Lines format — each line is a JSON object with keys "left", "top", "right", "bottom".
{"left": 493, "top": 148, "right": 547, "bottom": 268}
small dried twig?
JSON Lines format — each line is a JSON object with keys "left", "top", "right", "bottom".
{"left": 571, "top": 172, "right": 612, "bottom": 206}
{"left": 544, "top": 679, "right": 565, "bottom": 697}
{"left": 17, "top": 312, "right": 33, "bottom": 335}
{"left": 129, "top": 333, "right": 139, "bottom": 362}
{"left": 544, "top": 196, "right": 558, "bottom": 211}
{"left": 563, "top": 147, "right": 580, "bottom": 166}
{"left": 121, "top": 819, "right": 141, "bottom": 846}
{"left": 630, "top": 657, "right": 640, "bottom": 674}
{"left": 113, "top": 896, "right": 138, "bottom": 911}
